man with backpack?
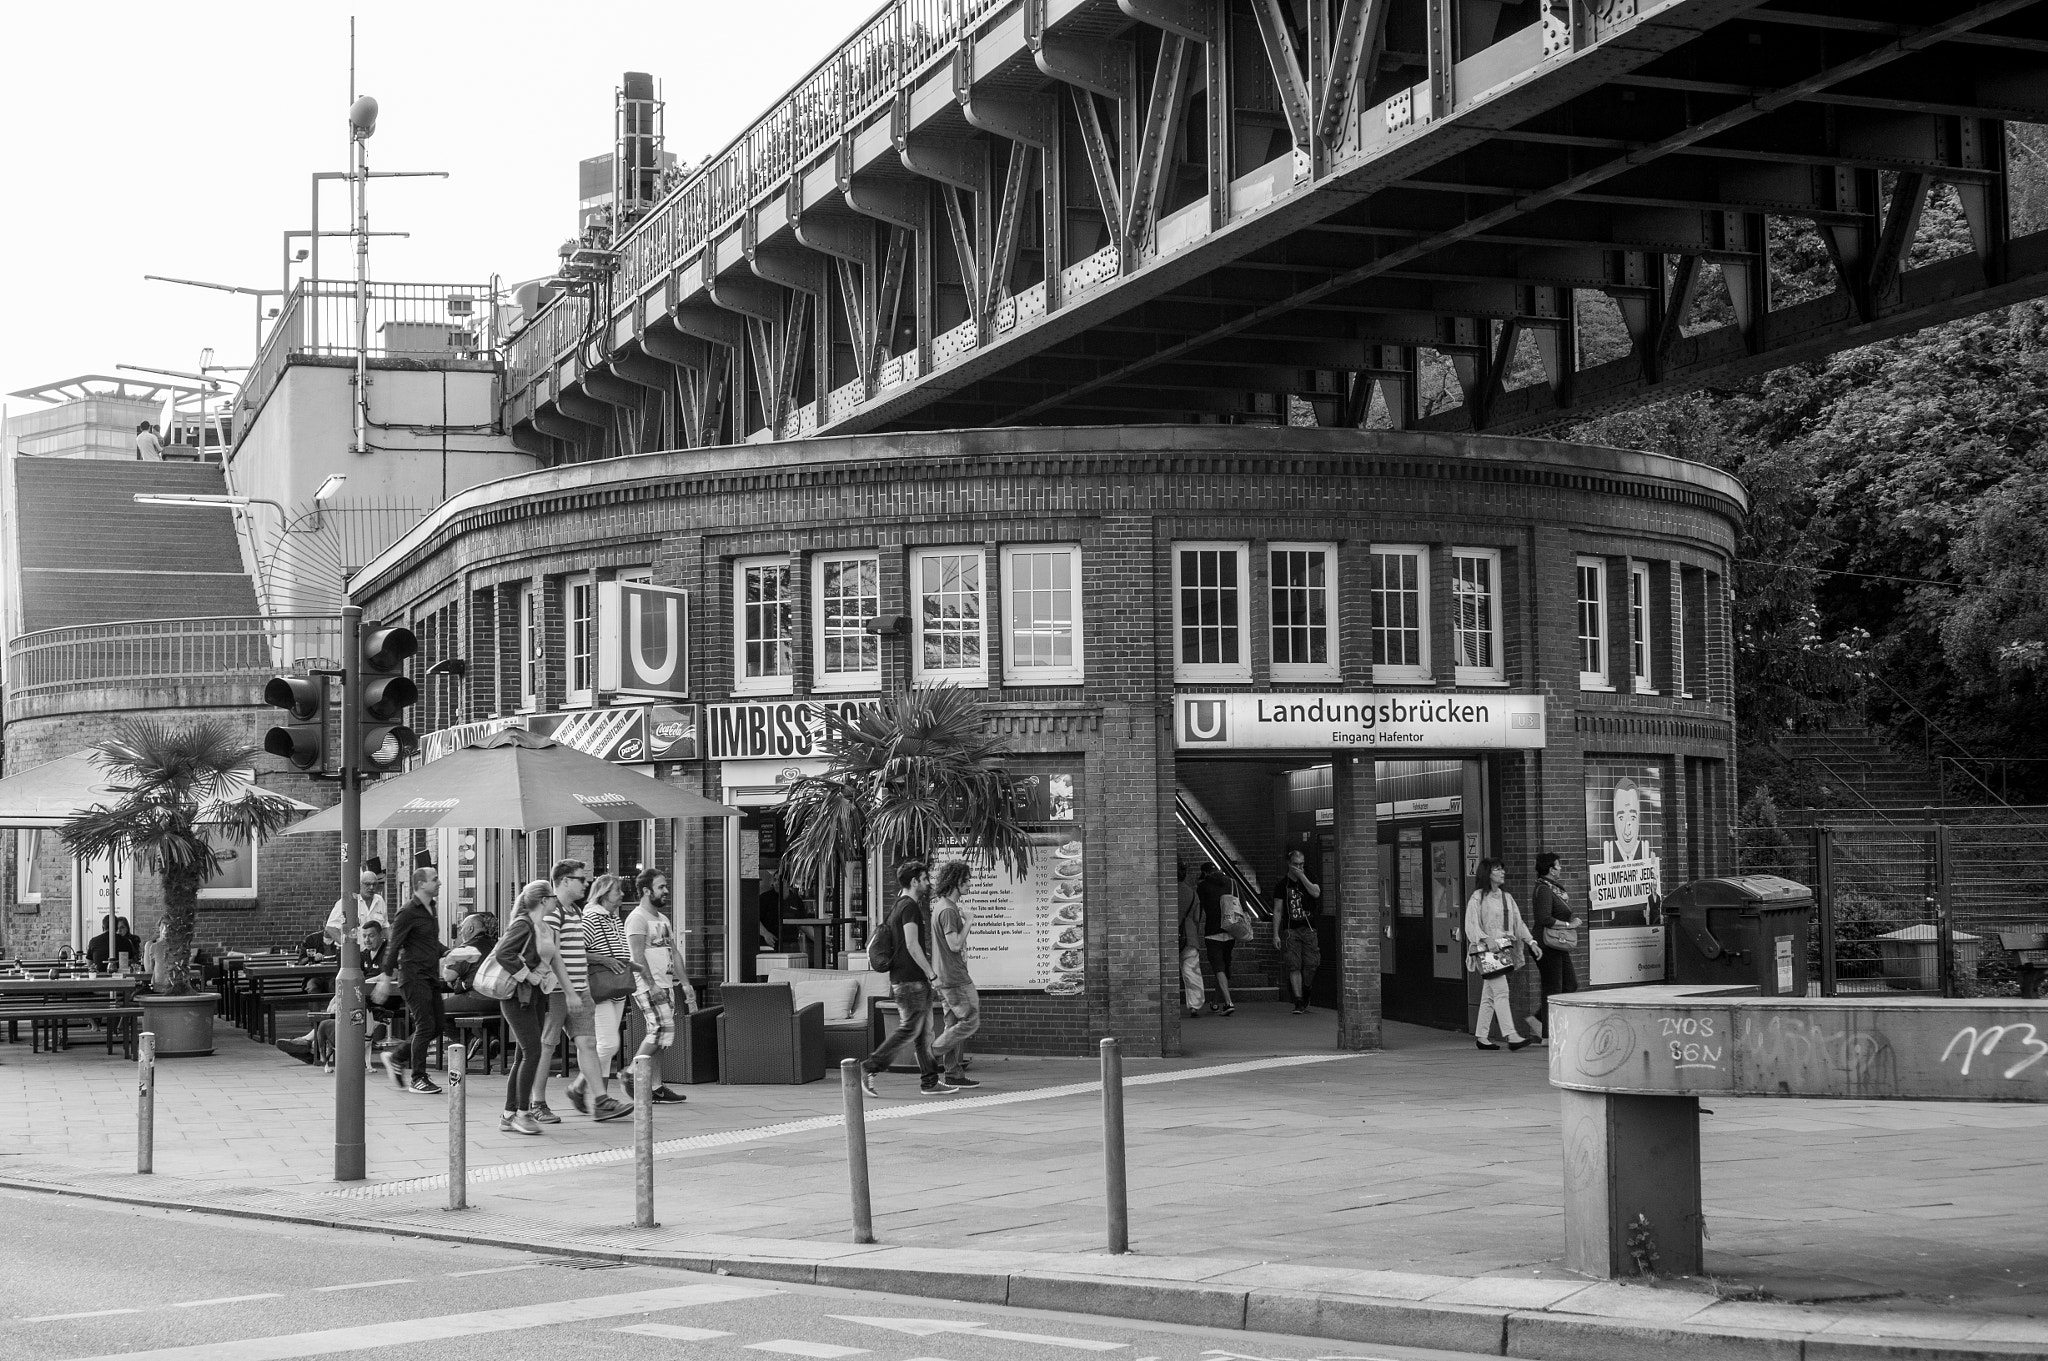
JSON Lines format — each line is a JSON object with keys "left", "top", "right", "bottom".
{"left": 859, "top": 860, "right": 955, "bottom": 1097}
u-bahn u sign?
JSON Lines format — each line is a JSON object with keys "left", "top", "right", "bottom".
{"left": 1175, "top": 692, "right": 1546, "bottom": 751}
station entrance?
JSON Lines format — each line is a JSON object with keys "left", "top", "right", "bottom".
{"left": 1174, "top": 756, "right": 1496, "bottom": 1032}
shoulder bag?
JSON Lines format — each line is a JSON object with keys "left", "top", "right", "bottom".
{"left": 471, "top": 951, "right": 519, "bottom": 1001}
{"left": 1220, "top": 894, "right": 1253, "bottom": 942}
{"left": 588, "top": 955, "right": 634, "bottom": 1002}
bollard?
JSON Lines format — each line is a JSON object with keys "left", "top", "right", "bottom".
{"left": 841, "top": 1058, "right": 874, "bottom": 1244}
{"left": 446, "top": 1043, "right": 467, "bottom": 1211}
{"left": 633, "top": 1054, "right": 657, "bottom": 1228}
{"left": 137, "top": 1031, "right": 156, "bottom": 1175}
{"left": 1101, "top": 1037, "right": 1128, "bottom": 1254}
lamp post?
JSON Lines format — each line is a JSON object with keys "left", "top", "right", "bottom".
{"left": 141, "top": 276, "right": 282, "bottom": 359}
{"left": 349, "top": 95, "right": 377, "bottom": 458}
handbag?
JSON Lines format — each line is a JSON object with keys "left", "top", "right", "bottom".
{"left": 1220, "top": 894, "right": 1253, "bottom": 943}
{"left": 1476, "top": 947, "right": 1515, "bottom": 978}
{"left": 471, "top": 951, "right": 518, "bottom": 1001}
{"left": 1543, "top": 923, "right": 1579, "bottom": 951}
{"left": 588, "top": 956, "right": 634, "bottom": 1002}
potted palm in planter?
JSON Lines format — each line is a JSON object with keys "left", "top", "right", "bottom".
{"left": 780, "top": 685, "right": 1036, "bottom": 929}
{"left": 60, "top": 718, "right": 306, "bottom": 1056}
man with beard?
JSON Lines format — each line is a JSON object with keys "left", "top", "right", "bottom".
{"left": 625, "top": 868, "right": 690, "bottom": 1103}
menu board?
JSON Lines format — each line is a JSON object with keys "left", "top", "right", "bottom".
{"left": 932, "top": 833, "right": 1084, "bottom": 995}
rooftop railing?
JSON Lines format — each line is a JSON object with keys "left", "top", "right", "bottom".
{"left": 240, "top": 280, "right": 500, "bottom": 425}
{"left": 5, "top": 615, "right": 345, "bottom": 711}
{"left": 505, "top": 0, "right": 1004, "bottom": 387}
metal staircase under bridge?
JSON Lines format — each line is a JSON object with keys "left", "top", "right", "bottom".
{"left": 506, "top": 0, "right": 2048, "bottom": 460}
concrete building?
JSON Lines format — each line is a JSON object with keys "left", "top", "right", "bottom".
{"left": 345, "top": 423, "right": 1745, "bottom": 1057}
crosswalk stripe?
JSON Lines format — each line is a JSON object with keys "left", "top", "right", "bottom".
{"left": 60, "top": 1282, "right": 778, "bottom": 1361}
{"left": 744, "top": 1345, "right": 868, "bottom": 1358}
{"left": 19, "top": 1308, "right": 140, "bottom": 1322}
{"left": 170, "top": 1294, "right": 283, "bottom": 1309}
{"left": 313, "top": 1279, "right": 413, "bottom": 1292}
{"left": 616, "top": 1324, "right": 735, "bottom": 1341}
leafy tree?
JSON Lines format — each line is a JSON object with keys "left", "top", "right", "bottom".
{"left": 779, "top": 686, "right": 1036, "bottom": 890}
{"left": 61, "top": 719, "right": 304, "bottom": 995}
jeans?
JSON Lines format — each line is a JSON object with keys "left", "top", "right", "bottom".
{"left": 1473, "top": 972, "right": 1522, "bottom": 1043}
{"left": 398, "top": 973, "right": 443, "bottom": 1079}
{"left": 933, "top": 982, "right": 980, "bottom": 1076}
{"left": 1538, "top": 947, "right": 1579, "bottom": 1029}
{"left": 864, "top": 980, "right": 938, "bottom": 1082}
{"left": 499, "top": 988, "right": 546, "bottom": 1112}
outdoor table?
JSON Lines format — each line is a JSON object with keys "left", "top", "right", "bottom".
{"left": 238, "top": 963, "right": 340, "bottom": 1043}
{"left": 0, "top": 976, "right": 145, "bottom": 1055}
{"left": 780, "top": 917, "right": 842, "bottom": 969}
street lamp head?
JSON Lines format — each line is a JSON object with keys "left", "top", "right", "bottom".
{"left": 349, "top": 95, "right": 379, "bottom": 140}
{"left": 133, "top": 493, "right": 247, "bottom": 509}
{"left": 314, "top": 474, "right": 347, "bottom": 503}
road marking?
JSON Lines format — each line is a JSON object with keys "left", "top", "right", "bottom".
{"left": 62, "top": 1282, "right": 777, "bottom": 1360}
{"left": 444, "top": 1264, "right": 543, "bottom": 1277}
{"left": 19, "top": 1308, "right": 140, "bottom": 1322}
{"left": 314, "top": 1278, "right": 414, "bottom": 1292}
{"left": 334, "top": 1052, "right": 1362, "bottom": 1198}
{"left": 833, "top": 1316, "right": 1125, "bottom": 1351}
{"left": 170, "top": 1294, "right": 284, "bottom": 1308}
{"left": 745, "top": 1345, "right": 868, "bottom": 1358}
{"left": 616, "top": 1324, "right": 735, "bottom": 1341}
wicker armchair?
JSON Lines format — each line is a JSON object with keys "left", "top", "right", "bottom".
{"left": 715, "top": 983, "right": 826, "bottom": 1084}
{"left": 625, "top": 1000, "right": 723, "bottom": 1084}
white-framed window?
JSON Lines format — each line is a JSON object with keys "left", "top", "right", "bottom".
{"left": 1450, "top": 547, "right": 1505, "bottom": 684}
{"left": 734, "top": 556, "right": 795, "bottom": 694}
{"left": 1629, "top": 560, "right": 1655, "bottom": 693}
{"left": 1268, "top": 542, "right": 1339, "bottom": 681}
{"left": 813, "top": 551, "right": 881, "bottom": 692}
{"left": 15, "top": 830, "right": 41, "bottom": 903}
{"left": 1674, "top": 569, "right": 1690, "bottom": 698}
{"left": 1577, "top": 556, "right": 1610, "bottom": 689}
{"left": 564, "top": 574, "right": 596, "bottom": 706}
{"left": 1370, "top": 544, "right": 1430, "bottom": 683}
{"left": 911, "top": 546, "right": 988, "bottom": 685}
{"left": 519, "top": 586, "right": 541, "bottom": 711}
{"left": 1001, "top": 544, "right": 1084, "bottom": 684}
{"left": 197, "top": 829, "right": 256, "bottom": 899}
{"left": 1172, "top": 541, "right": 1251, "bottom": 683}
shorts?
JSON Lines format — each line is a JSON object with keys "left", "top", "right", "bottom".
{"left": 1204, "top": 936, "right": 1236, "bottom": 976}
{"left": 1282, "top": 926, "right": 1321, "bottom": 973}
{"left": 543, "top": 988, "right": 597, "bottom": 1043}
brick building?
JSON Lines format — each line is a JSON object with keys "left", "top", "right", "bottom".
{"left": 349, "top": 423, "right": 1744, "bottom": 1058}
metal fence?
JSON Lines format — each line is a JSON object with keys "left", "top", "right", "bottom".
{"left": 241, "top": 280, "right": 499, "bottom": 419}
{"left": 5, "top": 616, "right": 345, "bottom": 707}
{"left": 1737, "top": 818, "right": 2048, "bottom": 998}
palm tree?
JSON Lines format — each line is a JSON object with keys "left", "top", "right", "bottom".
{"left": 61, "top": 718, "right": 306, "bottom": 995}
{"left": 780, "top": 686, "right": 1035, "bottom": 889}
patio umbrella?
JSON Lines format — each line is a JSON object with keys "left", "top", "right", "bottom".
{"left": 285, "top": 728, "right": 739, "bottom": 832}
{"left": 0, "top": 750, "right": 316, "bottom": 828}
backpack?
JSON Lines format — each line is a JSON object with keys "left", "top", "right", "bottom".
{"left": 868, "top": 896, "right": 913, "bottom": 972}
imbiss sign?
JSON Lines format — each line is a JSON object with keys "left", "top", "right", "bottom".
{"left": 706, "top": 697, "right": 879, "bottom": 760}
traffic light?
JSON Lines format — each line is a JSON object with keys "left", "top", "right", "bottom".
{"left": 357, "top": 621, "right": 419, "bottom": 773}
{"left": 261, "top": 674, "right": 331, "bottom": 772}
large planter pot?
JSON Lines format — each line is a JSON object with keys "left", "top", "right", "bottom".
{"left": 138, "top": 991, "right": 218, "bottom": 1057}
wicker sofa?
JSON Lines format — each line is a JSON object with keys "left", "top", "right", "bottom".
{"left": 760, "top": 964, "right": 891, "bottom": 1066}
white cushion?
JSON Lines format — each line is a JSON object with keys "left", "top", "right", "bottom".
{"left": 788, "top": 977, "right": 861, "bottom": 1023}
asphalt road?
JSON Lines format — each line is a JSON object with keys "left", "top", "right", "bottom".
{"left": 1, "top": 1190, "right": 1493, "bottom": 1361}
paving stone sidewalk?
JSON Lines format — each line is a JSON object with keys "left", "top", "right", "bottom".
{"left": 3, "top": 1004, "right": 2044, "bottom": 1356}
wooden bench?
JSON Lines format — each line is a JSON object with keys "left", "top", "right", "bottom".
{"left": 1997, "top": 930, "right": 2048, "bottom": 999}
{"left": 0, "top": 1004, "right": 145, "bottom": 1057}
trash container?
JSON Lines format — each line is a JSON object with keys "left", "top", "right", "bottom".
{"left": 1665, "top": 875, "right": 1816, "bottom": 996}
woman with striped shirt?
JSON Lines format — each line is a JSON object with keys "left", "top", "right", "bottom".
{"left": 579, "top": 873, "right": 640, "bottom": 1115}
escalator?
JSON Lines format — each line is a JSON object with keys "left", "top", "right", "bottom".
{"left": 1174, "top": 787, "right": 1268, "bottom": 920}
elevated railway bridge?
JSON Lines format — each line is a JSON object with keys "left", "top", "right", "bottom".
{"left": 505, "top": 0, "right": 2048, "bottom": 458}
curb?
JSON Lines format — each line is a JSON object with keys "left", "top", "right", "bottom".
{"left": 2, "top": 1175, "right": 2039, "bottom": 1361}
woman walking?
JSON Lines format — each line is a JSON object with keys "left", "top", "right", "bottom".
{"left": 493, "top": 879, "right": 569, "bottom": 1135}
{"left": 1464, "top": 857, "right": 1541, "bottom": 1051}
{"left": 1529, "top": 853, "right": 1579, "bottom": 1040}
{"left": 1196, "top": 863, "right": 1238, "bottom": 1016}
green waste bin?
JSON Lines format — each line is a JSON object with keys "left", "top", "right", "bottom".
{"left": 1665, "top": 875, "right": 1815, "bottom": 996}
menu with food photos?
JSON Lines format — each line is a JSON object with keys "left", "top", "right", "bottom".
{"left": 930, "top": 833, "right": 1083, "bottom": 994}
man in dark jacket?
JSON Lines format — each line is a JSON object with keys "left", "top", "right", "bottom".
{"left": 385, "top": 866, "right": 448, "bottom": 1094}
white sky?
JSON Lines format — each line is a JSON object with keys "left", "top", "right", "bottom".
{"left": 0, "top": 0, "right": 869, "bottom": 407}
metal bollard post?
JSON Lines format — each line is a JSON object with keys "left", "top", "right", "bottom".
{"left": 137, "top": 1031, "right": 156, "bottom": 1175}
{"left": 633, "top": 1054, "right": 657, "bottom": 1228}
{"left": 841, "top": 1058, "right": 874, "bottom": 1244}
{"left": 446, "top": 1043, "right": 467, "bottom": 1211}
{"left": 1101, "top": 1037, "right": 1128, "bottom": 1254}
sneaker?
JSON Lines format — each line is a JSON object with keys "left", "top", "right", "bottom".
{"left": 942, "top": 1073, "right": 981, "bottom": 1089}
{"left": 592, "top": 1095, "right": 632, "bottom": 1122}
{"left": 563, "top": 1080, "right": 589, "bottom": 1115}
{"left": 859, "top": 1069, "right": 879, "bottom": 1099}
{"left": 276, "top": 1037, "right": 319, "bottom": 1066}
{"left": 409, "top": 1075, "right": 443, "bottom": 1095}
{"left": 1291, "top": 1005, "right": 1309, "bottom": 1015}
{"left": 503, "top": 1112, "right": 543, "bottom": 1136}
{"left": 650, "top": 1087, "right": 688, "bottom": 1103}
{"left": 529, "top": 1101, "right": 561, "bottom": 1124}
{"left": 918, "top": 1079, "right": 959, "bottom": 1096}
{"left": 381, "top": 1050, "right": 403, "bottom": 1089}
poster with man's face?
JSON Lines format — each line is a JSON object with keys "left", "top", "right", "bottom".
{"left": 1583, "top": 759, "right": 1666, "bottom": 985}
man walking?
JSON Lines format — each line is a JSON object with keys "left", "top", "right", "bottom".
{"left": 385, "top": 865, "right": 448, "bottom": 1093}
{"left": 535, "top": 860, "right": 628, "bottom": 1123}
{"left": 1274, "top": 848, "right": 1322, "bottom": 1014}
{"left": 928, "top": 859, "right": 982, "bottom": 1089}
{"left": 859, "top": 861, "right": 954, "bottom": 1097}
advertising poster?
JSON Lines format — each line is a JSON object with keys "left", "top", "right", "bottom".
{"left": 1583, "top": 758, "right": 1667, "bottom": 986}
{"left": 931, "top": 834, "right": 1083, "bottom": 995}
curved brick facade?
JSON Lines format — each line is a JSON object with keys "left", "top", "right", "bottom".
{"left": 350, "top": 426, "right": 1744, "bottom": 1058}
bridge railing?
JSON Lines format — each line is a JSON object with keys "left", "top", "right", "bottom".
{"left": 243, "top": 280, "right": 500, "bottom": 421}
{"left": 507, "top": 0, "right": 1006, "bottom": 383}
{"left": 5, "top": 615, "right": 346, "bottom": 715}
